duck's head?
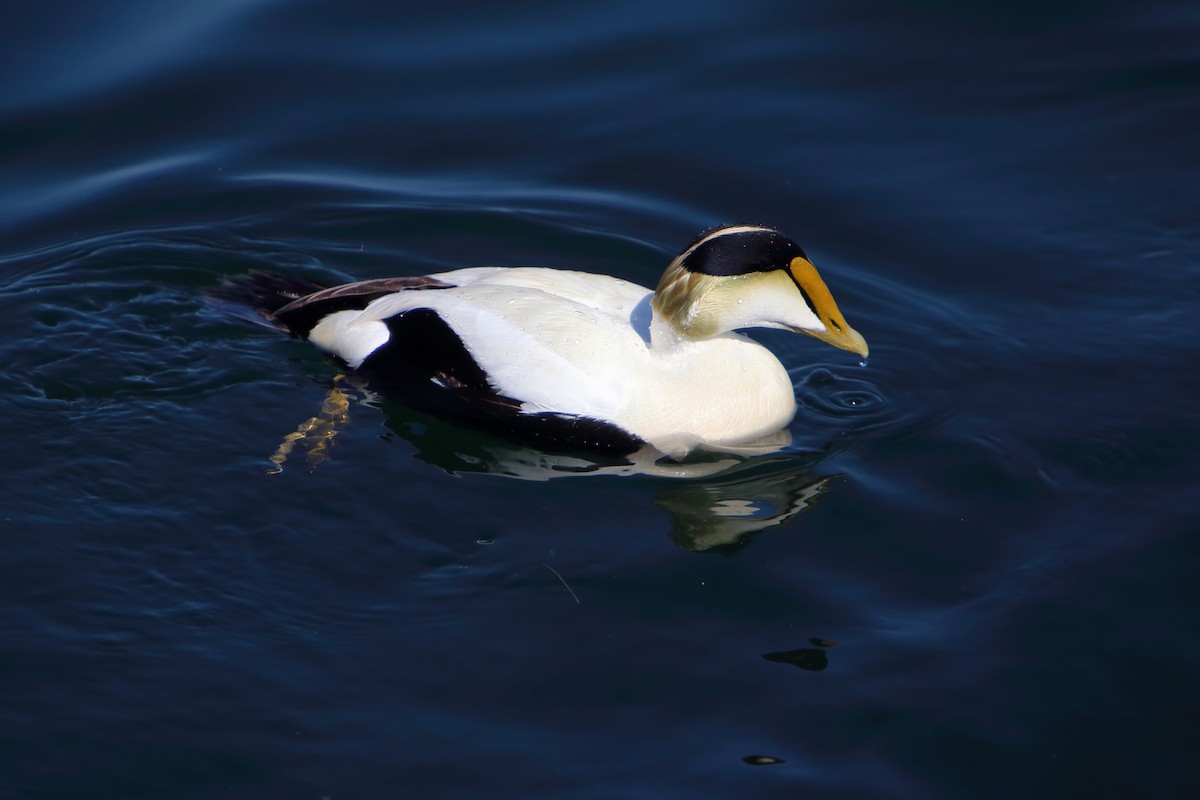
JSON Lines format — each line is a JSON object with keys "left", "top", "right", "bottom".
{"left": 651, "top": 225, "right": 869, "bottom": 357}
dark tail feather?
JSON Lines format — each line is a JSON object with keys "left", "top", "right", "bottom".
{"left": 206, "top": 272, "right": 328, "bottom": 330}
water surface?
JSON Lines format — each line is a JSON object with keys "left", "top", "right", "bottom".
{"left": 2, "top": 2, "right": 1198, "bottom": 798}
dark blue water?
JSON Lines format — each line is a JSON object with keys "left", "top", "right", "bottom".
{"left": 3, "top": 2, "right": 1198, "bottom": 798}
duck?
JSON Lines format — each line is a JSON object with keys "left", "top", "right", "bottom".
{"left": 222, "top": 224, "right": 868, "bottom": 458}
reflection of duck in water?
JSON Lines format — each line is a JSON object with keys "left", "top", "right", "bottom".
{"left": 262, "top": 382, "right": 837, "bottom": 552}
{"left": 218, "top": 225, "right": 867, "bottom": 459}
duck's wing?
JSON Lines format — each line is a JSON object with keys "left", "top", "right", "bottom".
{"left": 272, "top": 275, "right": 452, "bottom": 335}
{"left": 329, "top": 280, "right": 659, "bottom": 452}
{"left": 258, "top": 268, "right": 658, "bottom": 452}
{"left": 271, "top": 267, "right": 649, "bottom": 332}
{"left": 346, "top": 279, "right": 653, "bottom": 414}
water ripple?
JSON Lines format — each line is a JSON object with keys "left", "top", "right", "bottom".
{"left": 796, "top": 367, "right": 890, "bottom": 422}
